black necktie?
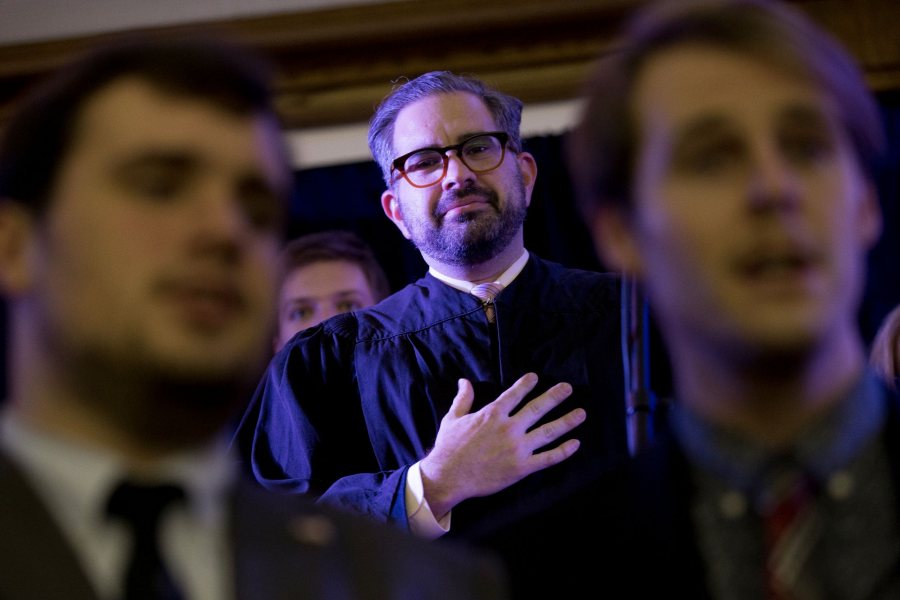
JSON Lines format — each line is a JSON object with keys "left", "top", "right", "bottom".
{"left": 106, "top": 481, "right": 187, "bottom": 600}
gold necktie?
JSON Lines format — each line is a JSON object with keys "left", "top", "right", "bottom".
{"left": 470, "top": 282, "right": 504, "bottom": 323}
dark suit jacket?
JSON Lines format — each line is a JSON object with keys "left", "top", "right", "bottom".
{"left": 489, "top": 385, "right": 900, "bottom": 600}
{"left": 0, "top": 451, "right": 509, "bottom": 600}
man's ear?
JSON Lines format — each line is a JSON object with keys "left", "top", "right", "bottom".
{"left": 0, "top": 201, "right": 35, "bottom": 295}
{"left": 516, "top": 151, "right": 538, "bottom": 207}
{"left": 859, "top": 180, "right": 883, "bottom": 251}
{"left": 589, "top": 205, "right": 644, "bottom": 277}
{"left": 381, "top": 189, "right": 412, "bottom": 240}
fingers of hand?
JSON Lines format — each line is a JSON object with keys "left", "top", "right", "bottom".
{"left": 531, "top": 438, "right": 582, "bottom": 472}
{"left": 492, "top": 372, "right": 540, "bottom": 415}
{"left": 518, "top": 382, "right": 574, "bottom": 428}
{"left": 447, "top": 378, "right": 475, "bottom": 418}
{"left": 527, "top": 406, "right": 585, "bottom": 448}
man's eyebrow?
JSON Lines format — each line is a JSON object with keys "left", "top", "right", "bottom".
{"left": 407, "top": 131, "right": 499, "bottom": 151}
{"left": 671, "top": 114, "right": 732, "bottom": 146}
{"left": 113, "top": 150, "right": 196, "bottom": 172}
{"left": 237, "top": 168, "right": 292, "bottom": 205}
{"left": 777, "top": 103, "right": 833, "bottom": 129}
{"left": 456, "top": 131, "right": 491, "bottom": 143}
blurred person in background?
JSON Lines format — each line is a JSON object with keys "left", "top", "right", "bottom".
{"left": 273, "top": 229, "right": 390, "bottom": 351}
{"left": 870, "top": 304, "right": 900, "bottom": 391}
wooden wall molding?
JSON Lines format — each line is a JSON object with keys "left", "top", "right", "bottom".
{"left": 0, "top": 0, "right": 898, "bottom": 131}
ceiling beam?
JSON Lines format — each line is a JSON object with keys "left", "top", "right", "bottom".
{"left": 0, "top": 0, "right": 898, "bottom": 130}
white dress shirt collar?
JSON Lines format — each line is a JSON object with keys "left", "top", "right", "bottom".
{"left": 429, "top": 249, "right": 529, "bottom": 293}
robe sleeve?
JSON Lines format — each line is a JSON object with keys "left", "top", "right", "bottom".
{"left": 233, "top": 319, "right": 409, "bottom": 526}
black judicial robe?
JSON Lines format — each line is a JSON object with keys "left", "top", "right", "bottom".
{"left": 236, "top": 253, "right": 628, "bottom": 543}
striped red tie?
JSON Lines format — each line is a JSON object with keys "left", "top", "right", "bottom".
{"left": 761, "top": 470, "right": 820, "bottom": 600}
{"left": 470, "top": 282, "right": 504, "bottom": 323}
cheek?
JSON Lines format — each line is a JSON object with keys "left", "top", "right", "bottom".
{"left": 803, "top": 160, "right": 877, "bottom": 267}
{"left": 43, "top": 206, "right": 129, "bottom": 295}
{"left": 279, "top": 316, "right": 300, "bottom": 335}
{"left": 500, "top": 163, "right": 527, "bottom": 195}
{"left": 633, "top": 180, "right": 704, "bottom": 257}
{"left": 39, "top": 236, "right": 134, "bottom": 342}
{"left": 245, "top": 244, "right": 280, "bottom": 309}
{"left": 835, "top": 172, "right": 877, "bottom": 243}
{"left": 633, "top": 194, "right": 726, "bottom": 303}
{"left": 638, "top": 158, "right": 742, "bottom": 244}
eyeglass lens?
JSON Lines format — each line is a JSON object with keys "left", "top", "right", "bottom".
{"left": 401, "top": 134, "right": 505, "bottom": 187}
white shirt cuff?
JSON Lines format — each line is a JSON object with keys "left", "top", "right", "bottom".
{"left": 405, "top": 461, "right": 450, "bottom": 539}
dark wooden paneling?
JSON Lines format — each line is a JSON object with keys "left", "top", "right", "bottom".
{"left": 0, "top": 0, "right": 898, "bottom": 130}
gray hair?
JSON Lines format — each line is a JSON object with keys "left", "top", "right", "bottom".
{"left": 367, "top": 70, "right": 524, "bottom": 186}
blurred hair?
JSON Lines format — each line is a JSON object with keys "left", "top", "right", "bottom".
{"left": 870, "top": 305, "right": 900, "bottom": 391}
{"left": 568, "top": 0, "right": 886, "bottom": 222}
{"left": 0, "top": 33, "right": 288, "bottom": 216}
{"left": 367, "top": 70, "right": 524, "bottom": 186}
{"left": 279, "top": 230, "right": 391, "bottom": 302}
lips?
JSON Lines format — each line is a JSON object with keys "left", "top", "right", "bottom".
{"left": 436, "top": 189, "right": 495, "bottom": 218}
{"left": 158, "top": 278, "right": 247, "bottom": 329}
{"left": 742, "top": 254, "right": 811, "bottom": 277}
{"left": 445, "top": 198, "right": 486, "bottom": 214}
{"left": 734, "top": 242, "right": 821, "bottom": 282}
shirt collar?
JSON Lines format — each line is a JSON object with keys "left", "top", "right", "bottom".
{"left": 429, "top": 249, "right": 529, "bottom": 293}
{"left": 0, "top": 406, "right": 235, "bottom": 528}
{"left": 670, "top": 370, "right": 886, "bottom": 497}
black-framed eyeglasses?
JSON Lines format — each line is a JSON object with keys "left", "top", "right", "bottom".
{"left": 390, "top": 131, "right": 511, "bottom": 188}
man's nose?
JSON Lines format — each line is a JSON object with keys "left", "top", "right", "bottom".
{"left": 193, "top": 180, "right": 257, "bottom": 235}
{"left": 747, "top": 146, "right": 802, "bottom": 211}
{"left": 442, "top": 151, "right": 476, "bottom": 190}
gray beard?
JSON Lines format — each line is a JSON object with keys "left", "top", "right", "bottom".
{"left": 404, "top": 179, "right": 528, "bottom": 267}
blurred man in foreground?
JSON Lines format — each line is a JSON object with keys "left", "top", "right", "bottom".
{"left": 499, "top": 0, "right": 898, "bottom": 598}
{"left": 0, "top": 35, "right": 507, "bottom": 600}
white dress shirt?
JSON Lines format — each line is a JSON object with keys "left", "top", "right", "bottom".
{"left": 0, "top": 406, "right": 236, "bottom": 600}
